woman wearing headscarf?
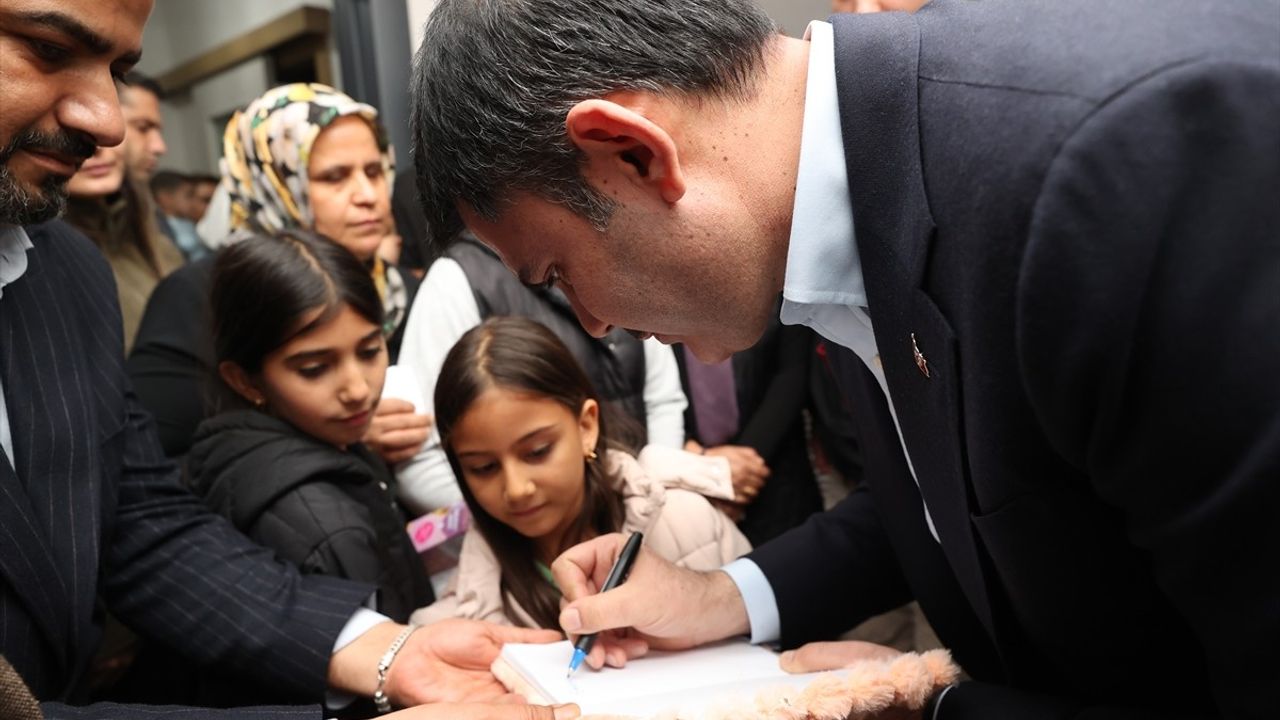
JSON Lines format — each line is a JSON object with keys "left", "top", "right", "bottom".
{"left": 126, "top": 83, "right": 430, "bottom": 461}
{"left": 218, "top": 82, "right": 415, "bottom": 348}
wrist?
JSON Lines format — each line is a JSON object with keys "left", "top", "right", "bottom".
{"left": 698, "top": 570, "right": 751, "bottom": 643}
{"left": 328, "top": 621, "right": 402, "bottom": 697}
{"left": 373, "top": 624, "right": 420, "bottom": 713}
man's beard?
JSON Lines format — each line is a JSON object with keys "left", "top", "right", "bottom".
{"left": 0, "top": 127, "right": 96, "bottom": 226}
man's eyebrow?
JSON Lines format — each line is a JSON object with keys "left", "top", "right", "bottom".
{"left": 17, "top": 10, "right": 142, "bottom": 65}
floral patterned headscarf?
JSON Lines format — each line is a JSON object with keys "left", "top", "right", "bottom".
{"left": 218, "top": 83, "right": 408, "bottom": 338}
{"left": 220, "top": 82, "right": 394, "bottom": 234}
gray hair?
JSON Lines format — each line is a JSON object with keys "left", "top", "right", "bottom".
{"left": 410, "top": 0, "right": 776, "bottom": 254}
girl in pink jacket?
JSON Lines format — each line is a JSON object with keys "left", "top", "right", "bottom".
{"left": 411, "top": 317, "right": 751, "bottom": 630}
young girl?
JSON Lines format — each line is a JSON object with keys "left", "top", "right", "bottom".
{"left": 189, "top": 229, "right": 433, "bottom": 623}
{"left": 411, "top": 317, "right": 751, "bottom": 630}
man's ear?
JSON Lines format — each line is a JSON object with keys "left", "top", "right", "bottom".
{"left": 565, "top": 98, "right": 686, "bottom": 205}
{"left": 218, "top": 361, "right": 266, "bottom": 407}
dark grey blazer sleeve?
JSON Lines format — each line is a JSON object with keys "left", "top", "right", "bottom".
{"left": 747, "top": 486, "right": 913, "bottom": 647}
{"left": 1007, "top": 57, "right": 1280, "bottom": 719}
{"left": 99, "top": 393, "right": 374, "bottom": 702}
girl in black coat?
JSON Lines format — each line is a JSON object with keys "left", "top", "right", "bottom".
{"left": 190, "top": 228, "right": 432, "bottom": 623}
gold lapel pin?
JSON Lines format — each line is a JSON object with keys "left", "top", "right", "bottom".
{"left": 911, "top": 333, "right": 930, "bottom": 378}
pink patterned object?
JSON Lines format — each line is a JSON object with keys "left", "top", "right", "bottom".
{"left": 406, "top": 502, "right": 471, "bottom": 553}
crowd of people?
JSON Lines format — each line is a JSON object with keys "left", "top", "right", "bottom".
{"left": 0, "top": 0, "right": 1274, "bottom": 719}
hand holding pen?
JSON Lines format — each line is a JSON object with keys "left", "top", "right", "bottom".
{"left": 550, "top": 532, "right": 753, "bottom": 672}
{"left": 566, "top": 531, "right": 644, "bottom": 677}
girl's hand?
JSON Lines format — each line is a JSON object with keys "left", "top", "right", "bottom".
{"left": 366, "top": 398, "right": 433, "bottom": 464}
{"left": 704, "top": 445, "right": 769, "bottom": 503}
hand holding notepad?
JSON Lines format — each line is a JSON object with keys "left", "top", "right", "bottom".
{"left": 545, "top": 534, "right": 958, "bottom": 717}
{"left": 492, "top": 639, "right": 959, "bottom": 719}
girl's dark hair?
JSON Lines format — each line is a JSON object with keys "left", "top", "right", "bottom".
{"left": 435, "top": 317, "right": 628, "bottom": 630}
{"left": 211, "top": 228, "right": 384, "bottom": 377}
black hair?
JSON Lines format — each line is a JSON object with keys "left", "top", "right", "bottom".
{"left": 435, "top": 317, "right": 628, "bottom": 629}
{"left": 122, "top": 71, "right": 164, "bottom": 101}
{"left": 149, "top": 169, "right": 188, "bottom": 195}
{"left": 211, "top": 229, "right": 384, "bottom": 378}
{"left": 410, "top": 0, "right": 776, "bottom": 255}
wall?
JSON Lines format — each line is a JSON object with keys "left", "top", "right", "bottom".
{"left": 137, "top": 0, "right": 832, "bottom": 172}
{"left": 758, "top": 0, "right": 833, "bottom": 36}
{"left": 406, "top": 0, "right": 437, "bottom": 58}
{"left": 406, "top": 0, "right": 831, "bottom": 57}
{"left": 136, "top": 0, "right": 341, "bottom": 174}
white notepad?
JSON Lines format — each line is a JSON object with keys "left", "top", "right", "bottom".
{"left": 493, "top": 639, "right": 845, "bottom": 716}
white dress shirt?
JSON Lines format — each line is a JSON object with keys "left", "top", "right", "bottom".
{"left": 721, "top": 20, "right": 938, "bottom": 647}
{"left": 0, "top": 224, "right": 34, "bottom": 464}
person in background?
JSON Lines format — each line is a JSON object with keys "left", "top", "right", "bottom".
{"left": 395, "top": 233, "right": 688, "bottom": 515}
{"left": 151, "top": 169, "right": 208, "bottom": 262}
{"left": 412, "top": 317, "right": 748, "bottom": 630}
{"left": 175, "top": 229, "right": 433, "bottom": 710}
{"left": 118, "top": 72, "right": 167, "bottom": 184}
{"left": 676, "top": 301, "right": 822, "bottom": 546}
{"left": 187, "top": 172, "right": 219, "bottom": 224}
{"left": 128, "top": 83, "right": 430, "bottom": 464}
{"left": 196, "top": 228, "right": 433, "bottom": 623}
{"left": 62, "top": 132, "right": 183, "bottom": 352}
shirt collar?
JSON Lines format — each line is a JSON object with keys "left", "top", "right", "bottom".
{"left": 781, "top": 20, "right": 867, "bottom": 324}
{"left": 0, "top": 225, "right": 34, "bottom": 300}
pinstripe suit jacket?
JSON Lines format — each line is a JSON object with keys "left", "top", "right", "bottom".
{"left": 0, "top": 220, "right": 371, "bottom": 719}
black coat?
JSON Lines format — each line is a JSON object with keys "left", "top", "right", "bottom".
{"left": 189, "top": 411, "right": 433, "bottom": 623}
{"left": 1, "top": 220, "right": 369, "bottom": 719}
{"left": 751, "top": 3, "right": 1280, "bottom": 718}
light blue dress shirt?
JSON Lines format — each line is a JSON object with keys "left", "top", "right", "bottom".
{"left": 721, "top": 20, "right": 937, "bottom": 647}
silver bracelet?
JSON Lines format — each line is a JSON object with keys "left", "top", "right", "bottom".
{"left": 373, "top": 624, "right": 419, "bottom": 714}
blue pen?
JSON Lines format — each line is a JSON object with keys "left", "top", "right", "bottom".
{"left": 567, "top": 531, "right": 644, "bottom": 678}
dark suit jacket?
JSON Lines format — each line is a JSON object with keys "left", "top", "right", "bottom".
{"left": 749, "top": 2, "right": 1279, "bottom": 718}
{"left": 0, "top": 220, "right": 371, "bottom": 719}
{"left": 675, "top": 307, "right": 822, "bottom": 545}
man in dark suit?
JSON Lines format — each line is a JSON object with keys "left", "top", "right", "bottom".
{"left": 0, "top": 1, "right": 574, "bottom": 718}
{"left": 409, "top": 0, "right": 1279, "bottom": 717}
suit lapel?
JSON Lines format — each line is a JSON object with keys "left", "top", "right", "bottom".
{"left": 0, "top": 237, "right": 71, "bottom": 672}
{"left": 832, "top": 14, "right": 1000, "bottom": 648}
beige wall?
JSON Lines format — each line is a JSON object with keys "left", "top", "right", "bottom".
{"left": 406, "top": 0, "right": 835, "bottom": 60}
{"left": 758, "top": 0, "right": 833, "bottom": 36}
{"left": 136, "top": 0, "right": 341, "bottom": 175}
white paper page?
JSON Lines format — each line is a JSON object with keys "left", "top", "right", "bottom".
{"left": 502, "top": 640, "right": 842, "bottom": 715}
